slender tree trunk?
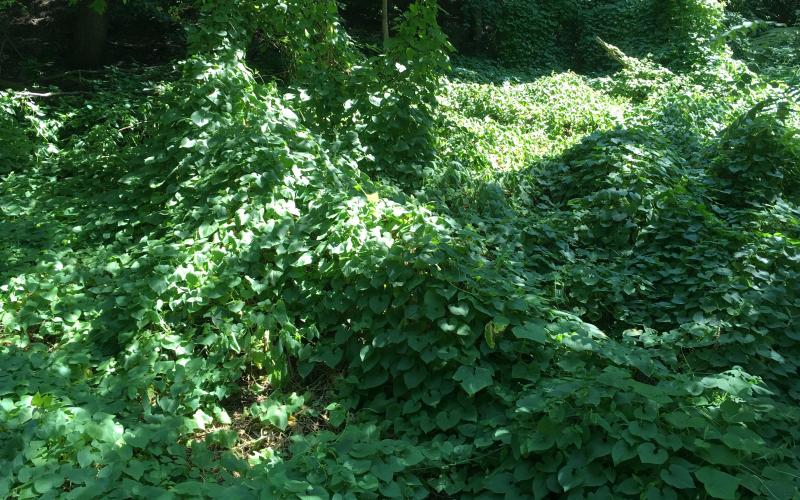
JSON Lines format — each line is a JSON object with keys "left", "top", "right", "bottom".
{"left": 382, "top": 0, "right": 389, "bottom": 47}
{"left": 470, "top": 3, "right": 483, "bottom": 53}
{"left": 73, "top": 0, "right": 108, "bottom": 68}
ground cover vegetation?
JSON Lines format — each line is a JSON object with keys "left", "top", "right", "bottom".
{"left": 1, "top": 0, "right": 799, "bottom": 498}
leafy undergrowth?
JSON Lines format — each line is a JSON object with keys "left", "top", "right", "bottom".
{"left": 2, "top": 1, "right": 800, "bottom": 499}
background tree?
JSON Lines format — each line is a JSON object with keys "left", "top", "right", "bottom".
{"left": 72, "top": 0, "right": 108, "bottom": 67}
{"left": 382, "top": 0, "right": 389, "bottom": 45}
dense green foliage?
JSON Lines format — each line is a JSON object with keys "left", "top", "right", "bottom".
{"left": 445, "top": 0, "right": 728, "bottom": 71}
{"left": 1, "top": 0, "right": 800, "bottom": 498}
{"left": 728, "top": 0, "right": 799, "bottom": 24}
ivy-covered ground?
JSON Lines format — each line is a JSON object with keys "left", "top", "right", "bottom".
{"left": 1, "top": 1, "right": 800, "bottom": 499}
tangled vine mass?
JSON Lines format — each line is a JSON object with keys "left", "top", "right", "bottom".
{"left": 1, "top": 0, "right": 799, "bottom": 498}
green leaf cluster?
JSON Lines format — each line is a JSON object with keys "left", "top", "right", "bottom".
{"left": 1, "top": 1, "right": 799, "bottom": 498}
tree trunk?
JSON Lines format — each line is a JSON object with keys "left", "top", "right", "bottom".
{"left": 73, "top": 0, "right": 108, "bottom": 68}
{"left": 382, "top": 0, "right": 389, "bottom": 47}
{"left": 470, "top": 3, "right": 483, "bottom": 53}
